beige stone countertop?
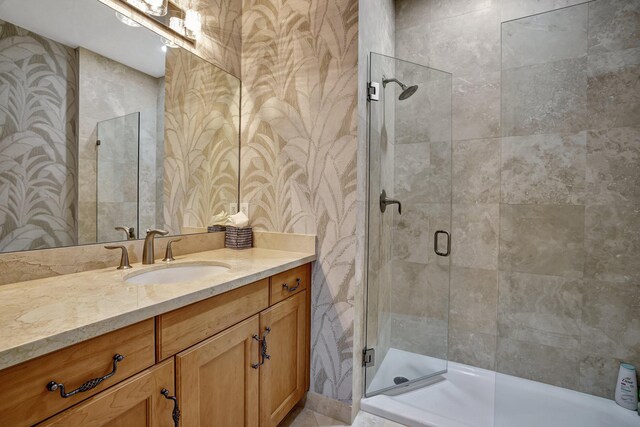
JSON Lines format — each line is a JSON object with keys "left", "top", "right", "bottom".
{"left": 0, "top": 247, "right": 316, "bottom": 371}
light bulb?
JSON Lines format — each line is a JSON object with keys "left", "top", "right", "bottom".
{"left": 143, "top": 0, "right": 168, "bottom": 16}
{"left": 184, "top": 9, "right": 201, "bottom": 38}
{"left": 169, "top": 16, "right": 185, "bottom": 35}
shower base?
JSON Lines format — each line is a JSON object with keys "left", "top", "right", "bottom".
{"left": 362, "top": 348, "right": 638, "bottom": 427}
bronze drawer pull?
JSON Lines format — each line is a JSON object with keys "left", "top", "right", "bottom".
{"left": 282, "top": 278, "right": 301, "bottom": 292}
{"left": 161, "top": 388, "right": 181, "bottom": 427}
{"left": 46, "top": 354, "right": 125, "bottom": 398}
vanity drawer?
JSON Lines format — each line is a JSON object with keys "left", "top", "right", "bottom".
{"left": 0, "top": 319, "right": 155, "bottom": 427}
{"left": 269, "top": 264, "right": 311, "bottom": 305}
{"left": 156, "top": 279, "right": 269, "bottom": 360}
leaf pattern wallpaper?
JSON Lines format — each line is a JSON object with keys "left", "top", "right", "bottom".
{"left": 163, "top": 47, "right": 240, "bottom": 234}
{"left": 241, "top": 0, "right": 358, "bottom": 401}
{"left": 0, "top": 20, "right": 78, "bottom": 252}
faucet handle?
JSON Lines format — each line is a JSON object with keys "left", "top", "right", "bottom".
{"left": 105, "top": 245, "right": 132, "bottom": 270}
{"left": 146, "top": 229, "right": 169, "bottom": 237}
{"left": 162, "top": 239, "right": 182, "bottom": 262}
{"left": 115, "top": 226, "right": 136, "bottom": 240}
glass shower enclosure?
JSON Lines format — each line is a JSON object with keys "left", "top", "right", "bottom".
{"left": 364, "top": 53, "right": 452, "bottom": 396}
{"left": 96, "top": 112, "right": 140, "bottom": 243}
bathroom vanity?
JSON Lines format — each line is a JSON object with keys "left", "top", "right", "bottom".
{"left": 0, "top": 247, "right": 314, "bottom": 427}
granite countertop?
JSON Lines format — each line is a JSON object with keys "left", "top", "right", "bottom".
{"left": 0, "top": 247, "right": 316, "bottom": 371}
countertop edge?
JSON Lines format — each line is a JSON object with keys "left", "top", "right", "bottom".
{"left": 0, "top": 253, "right": 316, "bottom": 371}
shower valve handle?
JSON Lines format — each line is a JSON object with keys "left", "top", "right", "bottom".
{"left": 380, "top": 190, "right": 402, "bottom": 215}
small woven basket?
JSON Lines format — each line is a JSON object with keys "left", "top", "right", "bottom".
{"left": 208, "top": 225, "right": 227, "bottom": 232}
{"left": 224, "top": 226, "right": 253, "bottom": 249}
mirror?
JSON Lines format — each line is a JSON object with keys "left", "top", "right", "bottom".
{"left": 0, "top": 0, "right": 240, "bottom": 253}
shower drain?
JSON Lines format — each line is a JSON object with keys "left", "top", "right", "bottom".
{"left": 393, "top": 376, "right": 410, "bottom": 385}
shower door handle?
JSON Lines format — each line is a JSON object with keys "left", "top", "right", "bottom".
{"left": 434, "top": 230, "right": 450, "bottom": 257}
{"left": 380, "top": 190, "right": 402, "bottom": 215}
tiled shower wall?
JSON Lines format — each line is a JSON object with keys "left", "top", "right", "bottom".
{"left": 394, "top": 0, "right": 639, "bottom": 398}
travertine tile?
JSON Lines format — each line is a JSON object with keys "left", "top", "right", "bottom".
{"left": 450, "top": 267, "right": 498, "bottom": 335}
{"left": 496, "top": 337, "right": 581, "bottom": 390}
{"left": 427, "top": 7, "right": 501, "bottom": 77}
{"left": 395, "top": 68, "right": 452, "bottom": 145}
{"left": 584, "top": 204, "right": 640, "bottom": 283}
{"left": 498, "top": 271, "right": 583, "bottom": 349}
{"left": 580, "top": 279, "right": 640, "bottom": 360}
{"left": 391, "top": 261, "right": 450, "bottom": 319}
{"left": 588, "top": 0, "right": 640, "bottom": 54}
{"left": 502, "top": 3, "right": 588, "bottom": 69}
{"left": 394, "top": 142, "right": 451, "bottom": 204}
{"left": 500, "top": 0, "right": 588, "bottom": 22}
{"left": 390, "top": 313, "right": 449, "bottom": 360}
{"left": 579, "top": 354, "right": 640, "bottom": 399}
{"left": 500, "top": 204, "right": 585, "bottom": 278}
{"left": 394, "top": 25, "right": 431, "bottom": 71}
{"left": 585, "top": 127, "right": 640, "bottom": 205}
{"left": 392, "top": 203, "right": 451, "bottom": 266}
{"left": 301, "top": 391, "right": 352, "bottom": 425}
{"left": 502, "top": 57, "right": 587, "bottom": 136}
{"left": 452, "top": 73, "right": 501, "bottom": 141}
{"left": 501, "top": 132, "right": 586, "bottom": 205}
{"left": 452, "top": 204, "right": 499, "bottom": 270}
{"left": 587, "top": 48, "right": 640, "bottom": 130}
{"left": 395, "top": 0, "right": 431, "bottom": 32}
{"left": 452, "top": 138, "right": 501, "bottom": 203}
{"left": 449, "top": 329, "right": 497, "bottom": 370}
{"left": 429, "top": 0, "right": 496, "bottom": 22}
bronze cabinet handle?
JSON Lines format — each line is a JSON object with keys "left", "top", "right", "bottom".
{"left": 250, "top": 327, "right": 271, "bottom": 369}
{"left": 46, "top": 354, "right": 125, "bottom": 398}
{"left": 282, "top": 278, "right": 301, "bottom": 292}
{"left": 161, "top": 388, "right": 180, "bottom": 427}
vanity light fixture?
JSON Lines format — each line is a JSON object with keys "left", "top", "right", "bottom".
{"left": 116, "top": 0, "right": 201, "bottom": 42}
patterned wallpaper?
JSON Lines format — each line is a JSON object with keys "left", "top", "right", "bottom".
{"left": 0, "top": 20, "right": 77, "bottom": 252}
{"left": 241, "top": 0, "right": 359, "bottom": 401}
{"left": 163, "top": 47, "right": 240, "bottom": 234}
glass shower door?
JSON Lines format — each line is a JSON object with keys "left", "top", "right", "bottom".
{"left": 364, "top": 53, "right": 452, "bottom": 396}
{"left": 96, "top": 112, "right": 140, "bottom": 243}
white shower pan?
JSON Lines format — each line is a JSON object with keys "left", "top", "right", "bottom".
{"left": 361, "top": 348, "right": 639, "bottom": 427}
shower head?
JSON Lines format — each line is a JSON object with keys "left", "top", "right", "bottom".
{"left": 382, "top": 77, "right": 419, "bottom": 100}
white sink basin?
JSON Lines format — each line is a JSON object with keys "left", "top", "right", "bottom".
{"left": 125, "top": 264, "right": 230, "bottom": 285}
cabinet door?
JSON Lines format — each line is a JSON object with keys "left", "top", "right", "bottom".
{"left": 39, "top": 359, "right": 177, "bottom": 427}
{"left": 176, "top": 315, "right": 260, "bottom": 427}
{"left": 259, "top": 291, "right": 307, "bottom": 427}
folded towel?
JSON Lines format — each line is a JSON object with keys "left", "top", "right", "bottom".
{"left": 210, "top": 210, "right": 229, "bottom": 226}
{"left": 226, "top": 211, "right": 249, "bottom": 228}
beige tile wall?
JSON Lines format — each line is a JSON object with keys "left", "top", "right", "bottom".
{"left": 394, "top": 0, "right": 640, "bottom": 398}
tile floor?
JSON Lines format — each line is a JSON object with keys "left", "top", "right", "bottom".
{"left": 279, "top": 407, "right": 406, "bottom": 426}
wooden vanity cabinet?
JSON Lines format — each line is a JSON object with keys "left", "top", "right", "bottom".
{"left": 0, "top": 319, "right": 155, "bottom": 427}
{"left": 175, "top": 315, "right": 260, "bottom": 426}
{"left": 1, "top": 263, "right": 312, "bottom": 427}
{"left": 39, "top": 359, "right": 177, "bottom": 427}
{"left": 259, "top": 291, "right": 308, "bottom": 427}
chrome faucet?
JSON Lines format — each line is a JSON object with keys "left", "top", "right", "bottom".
{"left": 142, "top": 229, "right": 169, "bottom": 264}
